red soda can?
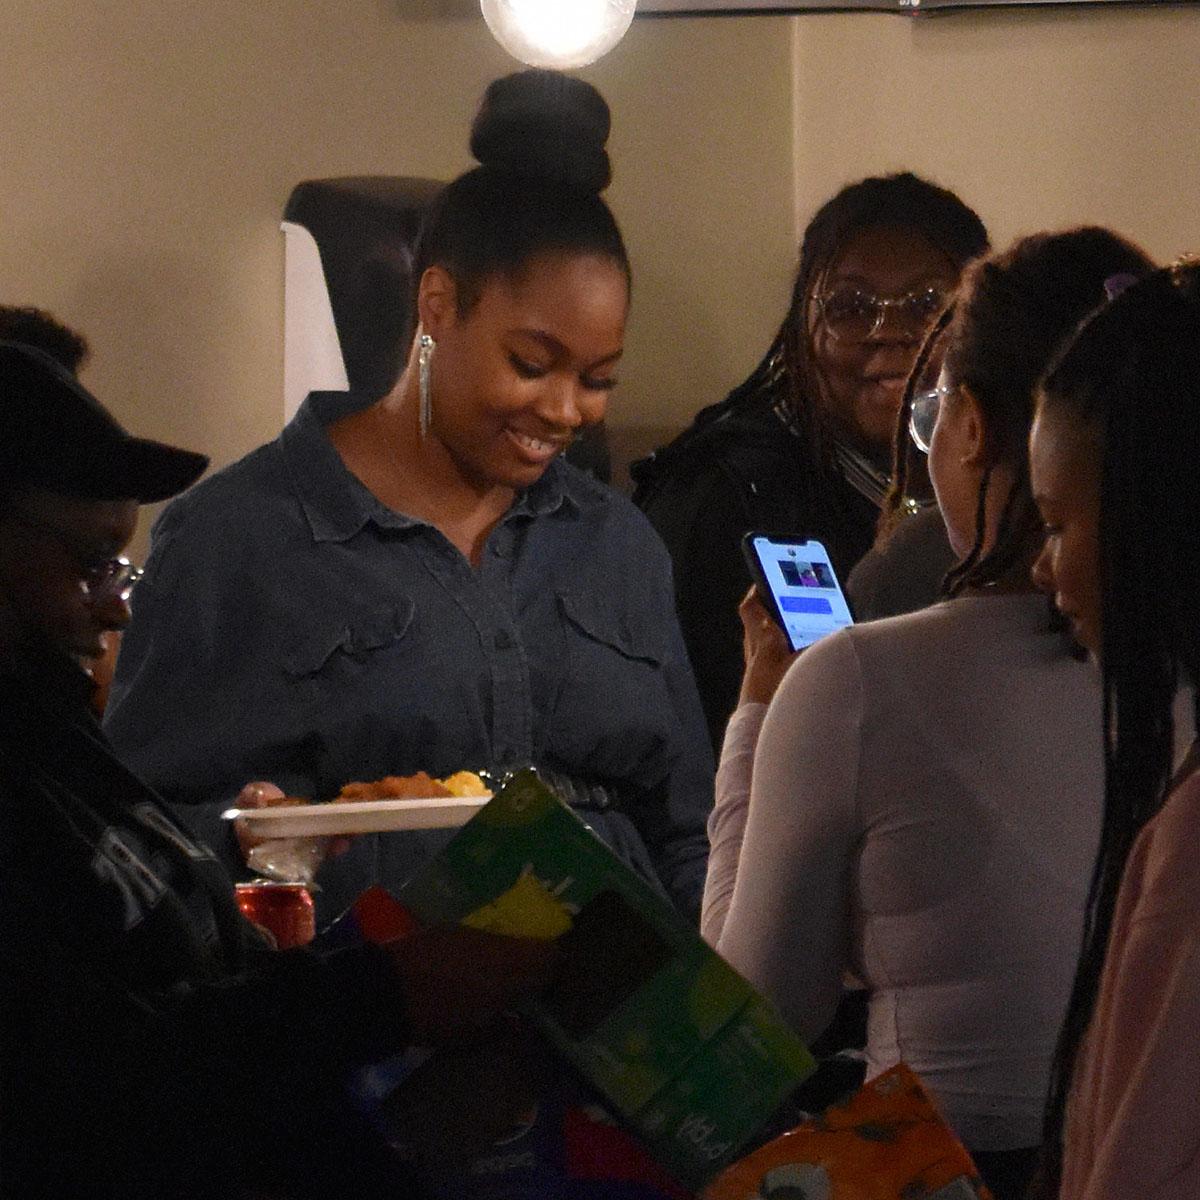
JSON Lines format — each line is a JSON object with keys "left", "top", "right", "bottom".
{"left": 234, "top": 880, "right": 316, "bottom": 949}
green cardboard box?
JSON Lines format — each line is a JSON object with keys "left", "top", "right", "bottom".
{"left": 397, "top": 768, "right": 816, "bottom": 1189}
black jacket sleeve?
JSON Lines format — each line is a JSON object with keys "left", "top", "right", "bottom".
{"left": 639, "top": 461, "right": 762, "bottom": 756}
{"left": 1, "top": 900, "right": 416, "bottom": 1200}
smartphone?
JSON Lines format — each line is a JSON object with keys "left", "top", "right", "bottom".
{"left": 741, "top": 533, "right": 855, "bottom": 653}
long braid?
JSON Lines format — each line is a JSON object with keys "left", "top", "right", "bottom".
{"left": 953, "top": 455, "right": 1040, "bottom": 593}
{"left": 941, "top": 466, "right": 992, "bottom": 597}
{"left": 1034, "top": 263, "right": 1200, "bottom": 1196}
{"left": 880, "top": 307, "right": 956, "bottom": 541}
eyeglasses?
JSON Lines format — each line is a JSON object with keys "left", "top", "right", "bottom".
{"left": 814, "top": 285, "right": 948, "bottom": 344}
{"left": 81, "top": 557, "right": 144, "bottom": 607}
{"left": 908, "top": 382, "right": 956, "bottom": 454}
{"left": 6, "top": 510, "right": 144, "bottom": 606}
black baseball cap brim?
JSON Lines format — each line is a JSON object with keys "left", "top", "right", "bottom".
{"left": 0, "top": 341, "right": 208, "bottom": 504}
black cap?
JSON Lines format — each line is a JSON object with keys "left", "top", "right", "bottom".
{"left": 0, "top": 341, "right": 209, "bottom": 504}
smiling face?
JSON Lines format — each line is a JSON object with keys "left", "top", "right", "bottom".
{"left": 0, "top": 488, "right": 138, "bottom": 668}
{"left": 419, "top": 251, "right": 628, "bottom": 493}
{"left": 810, "top": 225, "right": 958, "bottom": 458}
{"left": 1030, "top": 402, "right": 1104, "bottom": 657}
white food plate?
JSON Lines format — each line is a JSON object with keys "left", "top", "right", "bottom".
{"left": 221, "top": 795, "right": 491, "bottom": 838}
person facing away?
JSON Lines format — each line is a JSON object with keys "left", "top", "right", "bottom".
{"left": 0, "top": 340, "right": 557, "bottom": 1199}
{"left": 1029, "top": 260, "right": 1200, "bottom": 1200}
{"left": 702, "top": 227, "right": 1155, "bottom": 1200}
{"left": 631, "top": 172, "right": 989, "bottom": 753}
{"left": 105, "top": 69, "right": 714, "bottom": 927}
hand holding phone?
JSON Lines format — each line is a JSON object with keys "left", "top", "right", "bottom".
{"left": 741, "top": 534, "right": 854, "bottom": 653}
{"left": 737, "top": 587, "right": 799, "bottom": 706}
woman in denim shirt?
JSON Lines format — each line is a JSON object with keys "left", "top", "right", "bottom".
{"left": 106, "top": 71, "right": 713, "bottom": 926}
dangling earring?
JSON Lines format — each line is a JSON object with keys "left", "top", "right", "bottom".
{"left": 418, "top": 333, "right": 435, "bottom": 440}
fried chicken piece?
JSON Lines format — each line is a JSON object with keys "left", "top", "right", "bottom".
{"left": 375, "top": 772, "right": 451, "bottom": 799}
{"left": 335, "top": 781, "right": 378, "bottom": 802}
{"left": 335, "top": 771, "right": 451, "bottom": 801}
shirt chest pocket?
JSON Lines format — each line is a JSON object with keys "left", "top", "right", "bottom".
{"left": 557, "top": 590, "right": 663, "bottom": 669}
{"left": 280, "top": 598, "right": 417, "bottom": 682}
{"left": 550, "top": 590, "right": 673, "bottom": 770}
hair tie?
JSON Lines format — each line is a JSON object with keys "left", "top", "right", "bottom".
{"left": 1103, "top": 273, "right": 1138, "bottom": 302}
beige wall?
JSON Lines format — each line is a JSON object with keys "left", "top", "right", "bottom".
{"left": 592, "top": 15, "right": 797, "bottom": 476}
{"left": 0, "top": 3, "right": 796, "bottom": 551}
{"left": 2, "top": 2, "right": 1199, "bottom": 558}
{"left": 791, "top": 8, "right": 1200, "bottom": 260}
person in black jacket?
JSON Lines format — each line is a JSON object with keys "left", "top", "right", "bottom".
{"left": 632, "top": 173, "right": 989, "bottom": 754}
{"left": 0, "top": 341, "right": 554, "bottom": 1199}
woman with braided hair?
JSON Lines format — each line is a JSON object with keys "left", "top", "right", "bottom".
{"left": 1029, "top": 259, "right": 1200, "bottom": 1200}
{"left": 703, "top": 228, "right": 1154, "bottom": 1200}
{"left": 632, "top": 173, "right": 989, "bottom": 754}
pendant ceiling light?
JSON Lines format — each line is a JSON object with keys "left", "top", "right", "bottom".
{"left": 480, "top": 0, "right": 637, "bottom": 69}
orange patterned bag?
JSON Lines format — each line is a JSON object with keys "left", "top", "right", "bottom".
{"left": 703, "top": 1063, "right": 992, "bottom": 1200}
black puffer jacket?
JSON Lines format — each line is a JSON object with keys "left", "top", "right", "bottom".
{"left": 631, "top": 385, "right": 878, "bottom": 754}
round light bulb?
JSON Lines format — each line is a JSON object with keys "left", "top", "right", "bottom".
{"left": 480, "top": 0, "right": 636, "bottom": 70}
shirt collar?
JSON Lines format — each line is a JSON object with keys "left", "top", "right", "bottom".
{"left": 508, "top": 456, "right": 588, "bottom": 520}
{"left": 281, "top": 391, "right": 587, "bottom": 543}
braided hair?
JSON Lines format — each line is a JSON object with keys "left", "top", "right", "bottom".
{"left": 723, "top": 173, "right": 988, "bottom": 521}
{"left": 880, "top": 306, "right": 954, "bottom": 543}
{"left": 1033, "top": 260, "right": 1200, "bottom": 1197}
{"left": 887, "top": 228, "right": 1154, "bottom": 597}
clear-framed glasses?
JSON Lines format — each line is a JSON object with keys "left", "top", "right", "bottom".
{"left": 908, "top": 382, "right": 955, "bottom": 454}
{"left": 81, "top": 557, "right": 144, "bottom": 606}
{"left": 814, "top": 285, "right": 948, "bottom": 344}
{"left": 7, "top": 510, "right": 144, "bottom": 605}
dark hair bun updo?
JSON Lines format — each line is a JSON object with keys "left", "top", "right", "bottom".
{"left": 413, "top": 70, "right": 629, "bottom": 315}
{"left": 470, "top": 69, "right": 612, "bottom": 195}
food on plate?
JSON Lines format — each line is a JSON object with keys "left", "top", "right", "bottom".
{"left": 335, "top": 770, "right": 488, "bottom": 801}
{"left": 337, "top": 771, "right": 449, "bottom": 801}
{"left": 439, "top": 771, "right": 491, "bottom": 798}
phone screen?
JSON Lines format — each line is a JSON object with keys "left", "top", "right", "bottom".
{"left": 745, "top": 535, "right": 854, "bottom": 652}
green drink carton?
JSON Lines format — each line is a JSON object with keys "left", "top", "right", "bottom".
{"left": 397, "top": 768, "right": 816, "bottom": 1190}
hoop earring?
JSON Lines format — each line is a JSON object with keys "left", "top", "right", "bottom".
{"left": 418, "top": 333, "right": 435, "bottom": 440}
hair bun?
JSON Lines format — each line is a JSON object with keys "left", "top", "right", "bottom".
{"left": 470, "top": 69, "right": 612, "bottom": 195}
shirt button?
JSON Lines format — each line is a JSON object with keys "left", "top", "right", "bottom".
{"left": 494, "top": 631, "right": 514, "bottom": 650}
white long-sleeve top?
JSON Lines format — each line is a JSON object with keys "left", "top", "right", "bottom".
{"left": 704, "top": 594, "right": 1103, "bottom": 1152}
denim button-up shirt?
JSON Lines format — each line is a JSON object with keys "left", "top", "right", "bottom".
{"left": 106, "top": 392, "right": 713, "bottom": 922}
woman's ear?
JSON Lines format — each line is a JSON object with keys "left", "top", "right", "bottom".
{"left": 955, "top": 383, "right": 993, "bottom": 468}
{"left": 415, "top": 266, "right": 459, "bottom": 341}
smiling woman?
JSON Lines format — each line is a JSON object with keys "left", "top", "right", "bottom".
{"left": 397, "top": 251, "right": 627, "bottom": 508}
{"left": 632, "top": 172, "right": 990, "bottom": 753}
{"left": 105, "top": 68, "right": 715, "bottom": 928}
